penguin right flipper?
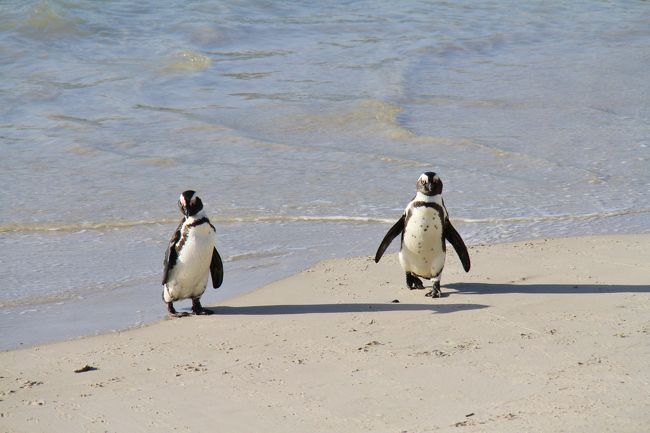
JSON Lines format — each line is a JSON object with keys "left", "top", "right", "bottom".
{"left": 210, "top": 247, "right": 224, "bottom": 288}
{"left": 375, "top": 214, "right": 406, "bottom": 263}
{"left": 444, "top": 221, "right": 471, "bottom": 272}
{"left": 162, "top": 220, "right": 183, "bottom": 285}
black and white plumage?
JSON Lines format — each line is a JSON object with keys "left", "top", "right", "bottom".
{"left": 162, "top": 190, "right": 223, "bottom": 316}
{"left": 374, "top": 172, "right": 470, "bottom": 298}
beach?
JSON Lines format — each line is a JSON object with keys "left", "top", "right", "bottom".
{"left": 2, "top": 234, "right": 648, "bottom": 432}
{"left": 2, "top": 2, "right": 650, "bottom": 430}
{"left": 2, "top": 1, "right": 650, "bottom": 348}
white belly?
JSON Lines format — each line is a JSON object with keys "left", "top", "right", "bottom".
{"left": 399, "top": 207, "right": 445, "bottom": 279}
{"left": 164, "top": 226, "right": 215, "bottom": 302}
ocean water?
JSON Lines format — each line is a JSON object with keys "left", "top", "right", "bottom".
{"left": 1, "top": 0, "right": 649, "bottom": 350}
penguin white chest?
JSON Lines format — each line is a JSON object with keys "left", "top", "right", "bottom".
{"left": 166, "top": 224, "right": 215, "bottom": 300}
{"left": 399, "top": 206, "right": 446, "bottom": 279}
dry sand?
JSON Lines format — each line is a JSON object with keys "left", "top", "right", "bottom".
{"left": 1, "top": 235, "right": 649, "bottom": 432}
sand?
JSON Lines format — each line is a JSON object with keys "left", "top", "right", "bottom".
{"left": 1, "top": 235, "right": 649, "bottom": 433}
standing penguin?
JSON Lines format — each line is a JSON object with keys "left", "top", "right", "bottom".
{"left": 374, "top": 172, "right": 470, "bottom": 298}
{"left": 162, "top": 190, "right": 224, "bottom": 316}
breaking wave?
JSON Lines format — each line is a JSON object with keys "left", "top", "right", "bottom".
{"left": 0, "top": 216, "right": 395, "bottom": 234}
{"left": 163, "top": 51, "right": 212, "bottom": 73}
{"left": 0, "top": 275, "right": 152, "bottom": 309}
{"left": 2, "top": 208, "right": 649, "bottom": 234}
{"left": 455, "top": 208, "right": 650, "bottom": 225}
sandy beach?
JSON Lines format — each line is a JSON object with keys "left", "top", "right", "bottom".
{"left": 1, "top": 235, "right": 649, "bottom": 432}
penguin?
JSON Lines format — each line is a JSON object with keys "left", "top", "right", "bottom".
{"left": 374, "top": 172, "right": 470, "bottom": 298}
{"left": 162, "top": 190, "right": 224, "bottom": 316}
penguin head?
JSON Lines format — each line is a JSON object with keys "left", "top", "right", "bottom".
{"left": 178, "top": 190, "right": 204, "bottom": 217}
{"left": 416, "top": 172, "right": 443, "bottom": 196}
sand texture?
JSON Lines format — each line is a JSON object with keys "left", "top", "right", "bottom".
{"left": 1, "top": 235, "right": 649, "bottom": 432}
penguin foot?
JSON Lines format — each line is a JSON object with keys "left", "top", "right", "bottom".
{"left": 192, "top": 299, "right": 214, "bottom": 315}
{"left": 425, "top": 281, "right": 442, "bottom": 298}
{"left": 167, "top": 302, "right": 190, "bottom": 318}
{"left": 193, "top": 308, "right": 214, "bottom": 315}
{"left": 406, "top": 273, "right": 425, "bottom": 290}
{"left": 169, "top": 312, "right": 191, "bottom": 318}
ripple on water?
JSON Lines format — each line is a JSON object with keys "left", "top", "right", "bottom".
{"left": 163, "top": 51, "right": 212, "bottom": 73}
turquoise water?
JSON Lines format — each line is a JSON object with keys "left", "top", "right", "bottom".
{"left": 1, "top": 0, "right": 649, "bottom": 349}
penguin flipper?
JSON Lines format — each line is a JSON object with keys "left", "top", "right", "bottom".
{"left": 444, "top": 221, "right": 470, "bottom": 272}
{"left": 375, "top": 214, "right": 405, "bottom": 263}
{"left": 162, "top": 221, "right": 183, "bottom": 285}
{"left": 210, "top": 247, "right": 224, "bottom": 288}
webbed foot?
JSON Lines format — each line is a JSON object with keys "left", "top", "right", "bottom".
{"left": 425, "top": 280, "right": 442, "bottom": 298}
{"left": 406, "top": 273, "right": 425, "bottom": 290}
{"left": 192, "top": 299, "right": 214, "bottom": 315}
{"left": 167, "top": 302, "right": 190, "bottom": 317}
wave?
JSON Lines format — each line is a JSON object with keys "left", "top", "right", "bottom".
{"left": 0, "top": 275, "right": 153, "bottom": 309}
{"left": 208, "top": 49, "right": 293, "bottom": 61}
{"left": 162, "top": 51, "right": 212, "bottom": 73}
{"left": 0, "top": 219, "right": 179, "bottom": 234}
{"left": 0, "top": 216, "right": 395, "bottom": 234}
{"left": 282, "top": 99, "right": 417, "bottom": 141}
{"left": 2, "top": 208, "right": 649, "bottom": 234}
{"left": 2, "top": 1, "right": 83, "bottom": 37}
{"left": 456, "top": 208, "right": 650, "bottom": 225}
{"left": 227, "top": 250, "right": 289, "bottom": 262}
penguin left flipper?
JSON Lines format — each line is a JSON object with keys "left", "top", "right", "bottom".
{"left": 162, "top": 221, "right": 183, "bottom": 285}
{"left": 210, "top": 247, "right": 224, "bottom": 288}
{"left": 444, "top": 220, "right": 471, "bottom": 272}
{"left": 375, "top": 214, "right": 406, "bottom": 263}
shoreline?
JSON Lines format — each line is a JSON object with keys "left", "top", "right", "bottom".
{"left": 1, "top": 234, "right": 649, "bottom": 432}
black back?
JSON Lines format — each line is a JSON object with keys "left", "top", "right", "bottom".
{"left": 162, "top": 219, "right": 184, "bottom": 285}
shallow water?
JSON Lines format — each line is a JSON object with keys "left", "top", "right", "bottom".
{"left": 1, "top": 0, "right": 649, "bottom": 350}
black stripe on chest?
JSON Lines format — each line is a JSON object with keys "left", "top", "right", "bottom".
{"left": 412, "top": 201, "right": 445, "bottom": 209}
{"left": 407, "top": 201, "right": 446, "bottom": 222}
{"left": 176, "top": 217, "right": 215, "bottom": 252}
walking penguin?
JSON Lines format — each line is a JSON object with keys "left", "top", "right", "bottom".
{"left": 162, "top": 190, "right": 224, "bottom": 316}
{"left": 374, "top": 172, "right": 470, "bottom": 297}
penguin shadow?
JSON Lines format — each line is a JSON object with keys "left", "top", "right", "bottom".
{"left": 445, "top": 282, "right": 650, "bottom": 295}
{"left": 208, "top": 302, "right": 488, "bottom": 316}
